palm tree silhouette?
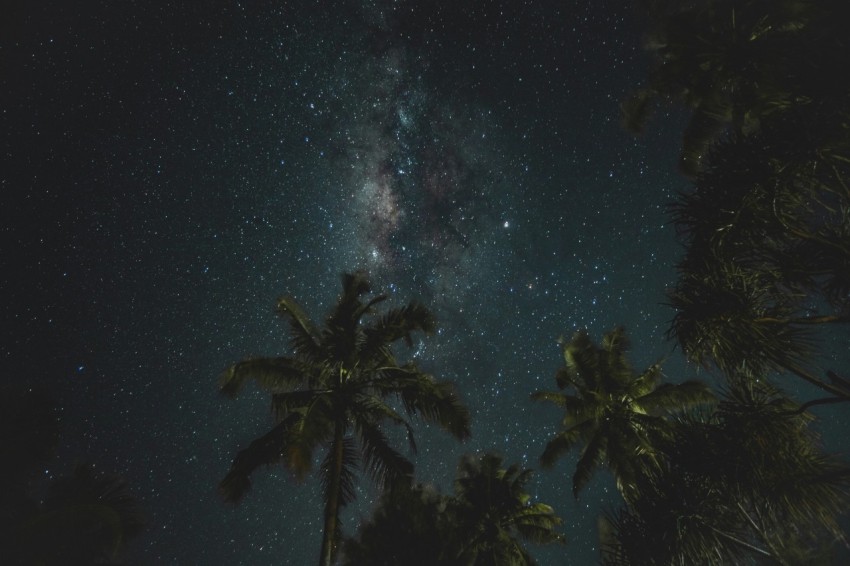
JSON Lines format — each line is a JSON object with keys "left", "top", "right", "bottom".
{"left": 0, "top": 386, "right": 144, "bottom": 565}
{"left": 342, "top": 453, "right": 564, "bottom": 566}
{"left": 341, "top": 482, "right": 447, "bottom": 566}
{"left": 448, "top": 453, "right": 565, "bottom": 565}
{"left": 532, "top": 327, "right": 713, "bottom": 501}
{"left": 622, "top": 0, "right": 822, "bottom": 176}
{"left": 18, "top": 464, "right": 145, "bottom": 565}
{"left": 218, "top": 272, "right": 471, "bottom": 566}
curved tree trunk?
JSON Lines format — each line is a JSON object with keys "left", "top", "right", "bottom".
{"left": 319, "top": 422, "right": 345, "bottom": 566}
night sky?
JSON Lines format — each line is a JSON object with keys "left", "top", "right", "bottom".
{"left": 4, "top": 1, "right": 847, "bottom": 564}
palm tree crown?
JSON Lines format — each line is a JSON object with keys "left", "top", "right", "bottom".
{"left": 342, "top": 453, "right": 565, "bottom": 566}
{"left": 449, "top": 453, "right": 566, "bottom": 565}
{"left": 532, "top": 327, "right": 713, "bottom": 501}
{"left": 218, "top": 272, "right": 471, "bottom": 566}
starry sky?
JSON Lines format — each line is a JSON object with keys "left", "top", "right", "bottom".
{"left": 4, "top": 1, "right": 848, "bottom": 564}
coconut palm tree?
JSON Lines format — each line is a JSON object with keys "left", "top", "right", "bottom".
{"left": 342, "top": 453, "right": 565, "bottom": 566}
{"left": 532, "top": 327, "right": 713, "bottom": 502}
{"left": 341, "top": 482, "right": 448, "bottom": 566}
{"left": 449, "top": 453, "right": 566, "bottom": 565}
{"left": 218, "top": 272, "right": 471, "bottom": 566}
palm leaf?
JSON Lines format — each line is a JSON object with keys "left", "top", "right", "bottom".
{"left": 601, "top": 326, "right": 634, "bottom": 388}
{"left": 540, "top": 422, "right": 590, "bottom": 469}
{"left": 629, "top": 362, "right": 663, "bottom": 397}
{"left": 218, "top": 357, "right": 305, "bottom": 399}
{"left": 350, "top": 395, "right": 417, "bottom": 454}
{"left": 573, "top": 432, "right": 606, "bottom": 498}
{"left": 275, "top": 296, "right": 322, "bottom": 361}
{"left": 356, "top": 420, "right": 414, "bottom": 490}
{"left": 271, "top": 389, "right": 326, "bottom": 422}
{"left": 320, "top": 437, "right": 359, "bottom": 509}
{"left": 285, "top": 396, "right": 335, "bottom": 479}
{"left": 219, "top": 414, "right": 299, "bottom": 503}
{"left": 381, "top": 366, "right": 471, "bottom": 440}
{"left": 620, "top": 88, "right": 655, "bottom": 134}
{"left": 513, "top": 505, "right": 567, "bottom": 544}
{"left": 362, "top": 301, "right": 435, "bottom": 359}
{"left": 562, "top": 330, "right": 600, "bottom": 389}
{"left": 531, "top": 390, "right": 597, "bottom": 427}
{"left": 637, "top": 381, "right": 716, "bottom": 414}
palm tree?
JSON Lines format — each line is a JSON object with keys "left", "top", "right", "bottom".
{"left": 623, "top": 0, "right": 824, "bottom": 176}
{"left": 600, "top": 380, "right": 850, "bottom": 565}
{"left": 218, "top": 272, "right": 471, "bottom": 566}
{"left": 448, "top": 453, "right": 565, "bottom": 565}
{"left": 532, "top": 327, "right": 713, "bottom": 502}
{"left": 342, "top": 453, "right": 565, "bottom": 566}
{"left": 341, "top": 482, "right": 448, "bottom": 566}
{"left": 17, "top": 463, "right": 145, "bottom": 566}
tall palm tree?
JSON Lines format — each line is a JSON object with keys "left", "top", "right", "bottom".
{"left": 532, "top": 327, "right": 713, "bottom": 502}
{"left": 218, "top": 272, "right": 471, "bottom": 566}
{"left": 449, "top": 453, "right": 565, "bottom": 565}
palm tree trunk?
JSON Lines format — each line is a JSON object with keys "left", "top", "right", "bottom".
{"left": 319, "top": 422, "right": 345, "bottom": 566}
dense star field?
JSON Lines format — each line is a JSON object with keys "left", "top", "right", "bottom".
{"left": 4, "top": 1, "right": 848, "bottom": 564}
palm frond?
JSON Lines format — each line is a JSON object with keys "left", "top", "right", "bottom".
{"left": 540, "top": 423, "right": 588, "bottom": 469}
{"left": 350, "top": 395, "right": 417, "bottom": 454}
{"left": 271, "top": 389, "right": 325, "bottom": 422}
{"left": 629, "top": 362, "right": 663, "bottom": 397}
{"left": 218, "top": 357, "right": 305, "bottom": 399}
{"left": 362, "top": 301, "right": 435, "bottom": 360}
{"left": 573, "top": 430, "right": 606, "bottom": 498}
{"left": 562, "top": 330, "right": 599, "bottom": 390}
{"left": 513, "top": 505, "right": 567, "bottom": 544}
{"left": 219, "top": 414, "right": 298, "bottom": 503}
{"left": 637, "top": 381, "right": 715, "bottom": 415}
{"left": 285, "top": 396, "right": 335, "bottom": 479}
{"left": 620, "top": 88, "right": 655, "bottom": 134}
{"left": 276, "top": 295, "right": 322, "bottom": 360}
{"left": 320, "top": 437, "right": 359, "bottom": 509}
{"left": 529, "top": 390, "right": 576, "bottom": 409}
{"left": 356, "top": 420, "right": 414, "bottom": 490}
{"left": 382, "top": 366, "right": 471, "bottom": 440}
{"left": 601, "top": 327, "right": 635, "bottom": 388}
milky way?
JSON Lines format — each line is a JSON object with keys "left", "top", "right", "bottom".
{"left": 6, "top": 1, "right": 847, "bottom": 565}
